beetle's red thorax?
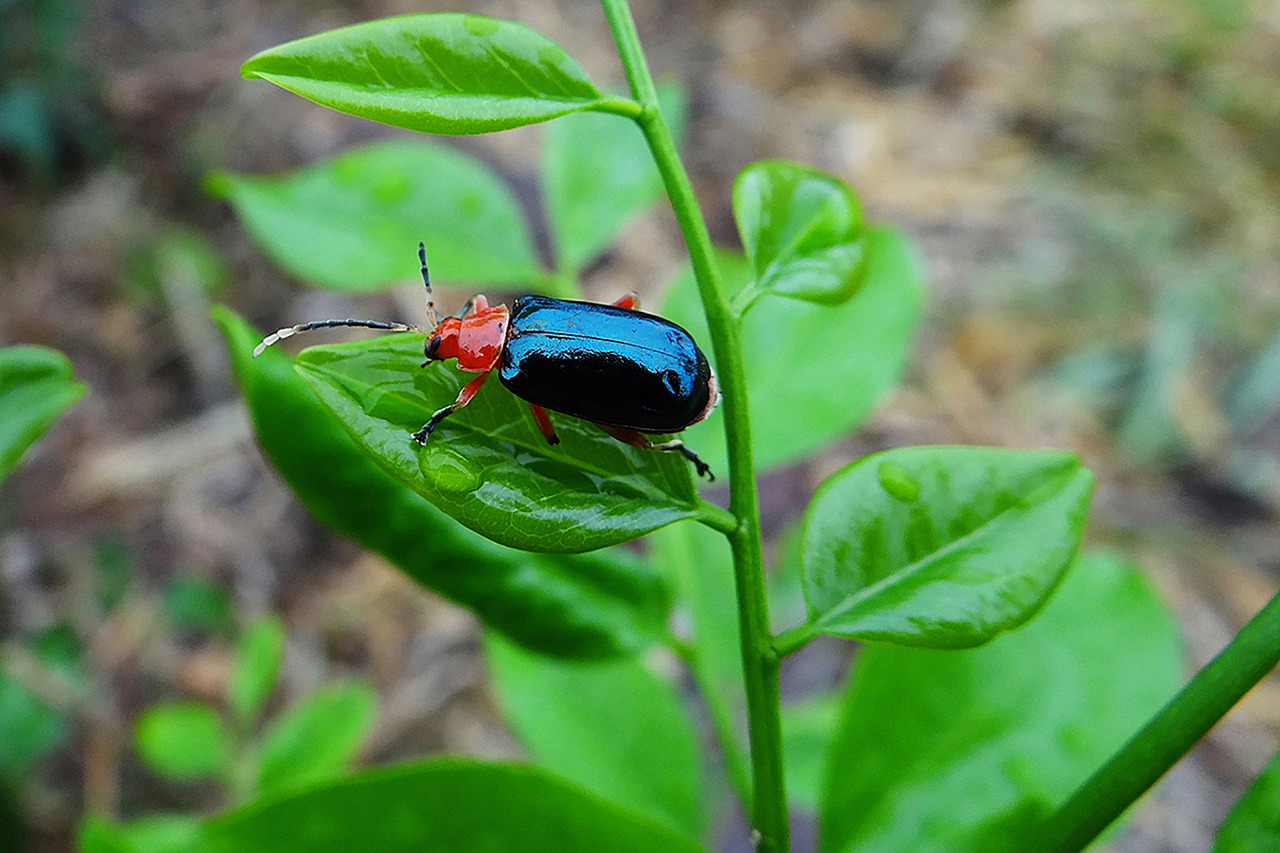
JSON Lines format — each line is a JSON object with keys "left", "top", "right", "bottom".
{"left": 455, "top": 305, "right": 509, "bottom": 373}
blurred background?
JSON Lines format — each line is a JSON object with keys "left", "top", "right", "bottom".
{"left": 2, "top": 0, "right": 1279, "bottom": 850}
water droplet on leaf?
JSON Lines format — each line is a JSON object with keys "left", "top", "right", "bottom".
{"left": 877, "top": 461, "right": 921, "bottom": 503}
{"left": 463, "top": 15, "right": 500, "bottom": 37}
{"left": 421, "top": 445, "right": 480, "bottom": 493}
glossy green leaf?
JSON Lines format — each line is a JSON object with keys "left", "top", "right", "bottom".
{"left": 486, "top": 633, "right": 702, "bottom": 837}
{"left": 229, "top": 617, "right": 285, "bottom": 727}
{"left": 818, "top": 552, "right": 1183, "bottom": 853}
{"left": 662, "top": 227, "right": 923, "bottom": 474}
{"left": 783, "top": 693, "right": 840, "bottom": 812}
{"left": 210, "top": 141, "right": 540, "bottom": 290}
{"left": 294, "top": 334, "right": 701, "bottom": 553}
{"left": 134, "top": 703, "right": 227, "bottom": 781}
{"left": 202, "top": 760, "right": 709, "bottom": 853}
{"left": 241, "top": 14, "right": 620, "bottom": 136}
{"left": 215, "top": 307, "right": 670, "bottom": 657}
{"left": 1214, "top": 750, "right": 1280, "bottom": 852}
{"left": 733, "top": 160, "right": 866, "bottom": 306}
{"left": 255, "top": 682, "right": 375, "bottom": 796}
{"left": 801, "top": 446, "right": 1094, "bottom": 647}
{"left": 79, "top": 814, "right": 202, "bottom": 853}
{"left": 544, "top": 83, "right": 686, "bottom": 273}
{"left": 0, "top": 345, "right": 84, "bottom": 485}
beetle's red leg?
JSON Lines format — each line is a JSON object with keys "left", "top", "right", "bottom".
{"left": 612, "top": 292, "right": 640, "bottom": 310}
{"left": 528, "top": 404, "right": 560, "bottom": 446}
{"left": 594, "top": 424, "right": 713, "bottom": 481}
{"left": 411, "top": 372, "right": 491, "bottom": 444}
{"left": 450, "top": 294, "right": 489, "bottom": 320}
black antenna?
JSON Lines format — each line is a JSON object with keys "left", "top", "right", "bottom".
{"left": 419, "top": 242, "right": 440, "bottom": 326}
{"left": 253, "top": 318, "right": 424, "bottom": 357}
{"left": 252, "top": 243, "right": 437, "bottom": 357}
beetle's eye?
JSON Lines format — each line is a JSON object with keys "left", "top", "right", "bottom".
{"left": 425, "top": 336, "right": 441, "bottom": 360}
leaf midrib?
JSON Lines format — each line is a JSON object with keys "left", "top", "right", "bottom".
{"left": 254, "top": 70, "right": 605, "bottom": 107}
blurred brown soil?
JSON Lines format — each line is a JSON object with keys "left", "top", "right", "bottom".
{"left": 1, "top": 1, "right": 1278, "bottom": 851}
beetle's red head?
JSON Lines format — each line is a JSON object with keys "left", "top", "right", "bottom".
{"left": 424, "top": 317, "right": 461, "bottom": 363}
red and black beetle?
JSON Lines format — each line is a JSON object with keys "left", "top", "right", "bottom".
{"left": 255, "top": 244, "right": 718, "bottom": 479}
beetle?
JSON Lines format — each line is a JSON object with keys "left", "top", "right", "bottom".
{"left": 255, "top": 243, "right": 718, "bottom": 479}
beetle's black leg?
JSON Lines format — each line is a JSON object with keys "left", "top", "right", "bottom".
{"left": 412, "top": 372, "right": 490, "bottom": 444}
{"left": 528, "top": 404, "right": 560, "bottom": 446}
{"left": 594, "top": 424, "right": 714, "bottom": 481}
{"left": 651, "top": 439, "right": 713, "bottom": 481}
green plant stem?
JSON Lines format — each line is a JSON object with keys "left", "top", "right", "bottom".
{"left": 772, "top": 623, "right": 816, "bottom": 660}
{"left": 599, "top": 2, "right": 789, "bottom": 849}
{"left": 1039, "top": 588, "right": 1280, "bottom": 852}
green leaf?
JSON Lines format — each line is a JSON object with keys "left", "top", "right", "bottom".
{"left": 1214, "top": 750, "right": 1280, "bottom": 853}
{"left": 215, "top": 307, "right": 670, "bottom": 658}
{"left": 544, "top": 83, "right": 686, "bottom": 273}
{"left": 486, "top": 633, "right": 703, "bottom": 837}
{"left": 241, "top": 14, "right": 621, "bottom": 136}
{"left": 661, "top": 228, "right": 923, "bottom": 474}
{"left": 801, "top": 446, "right": 1094, "bottom": 648}
{"left": 163, "top": 575, "right": 232, "bottom": 634}
{"left": 203, "top": 760, "right": 708, "bottom": 852}
{"left": 229, "top": 617, "right": 285, "bottom": 727}
{"left": 0, "top": 345, "right": 84, "bottom": 485}
{"left": 733, "top": 160, "right": 867, "bottom": 306}
{"left": 648, "top": 522, "right": 747, "bottom": 778}
{"left": 134, "top": 703, "right": 227, "bottom": 781}
{"left": 768, "top": 518, "right": 810, "bottom": 634}
{"left": 294, "top": 335, "right": 701, "bottom": 553}
{"left": 818, "top": 552, "right": 1183, "bottom": 853}
{"left": 0, "top": 626, "right": 83, "bottom": 781}
{"left": 210, "top": 140, "right": 541, "bottom": 290}
{"left": 782, "top": 693, "right": 840, "bottom": 812}
{"left": 0, "top": 669, "right": 68, "bottom": 782}
{"left": 255, "top": 682, "right": 375, "bottom": 796}
{"left": 79, "top": 814, "right": 202, "bottom": 853}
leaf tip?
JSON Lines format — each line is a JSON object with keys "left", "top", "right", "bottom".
{"left": 239, "top": 54, "right": 268, "bottom": 81}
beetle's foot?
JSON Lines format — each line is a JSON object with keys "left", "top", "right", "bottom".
{"left": 683, "top": 448, "right": 714, "bottom": 482}
{"left": 412, "top": 404, "right": 456, "bottom": 444}
{"left": 653, "top": 439, "right": 713, "bottom": 481}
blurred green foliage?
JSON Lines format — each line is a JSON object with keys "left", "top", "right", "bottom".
{"left": 0, "top": 0, "right": 109, "bottom": 185}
